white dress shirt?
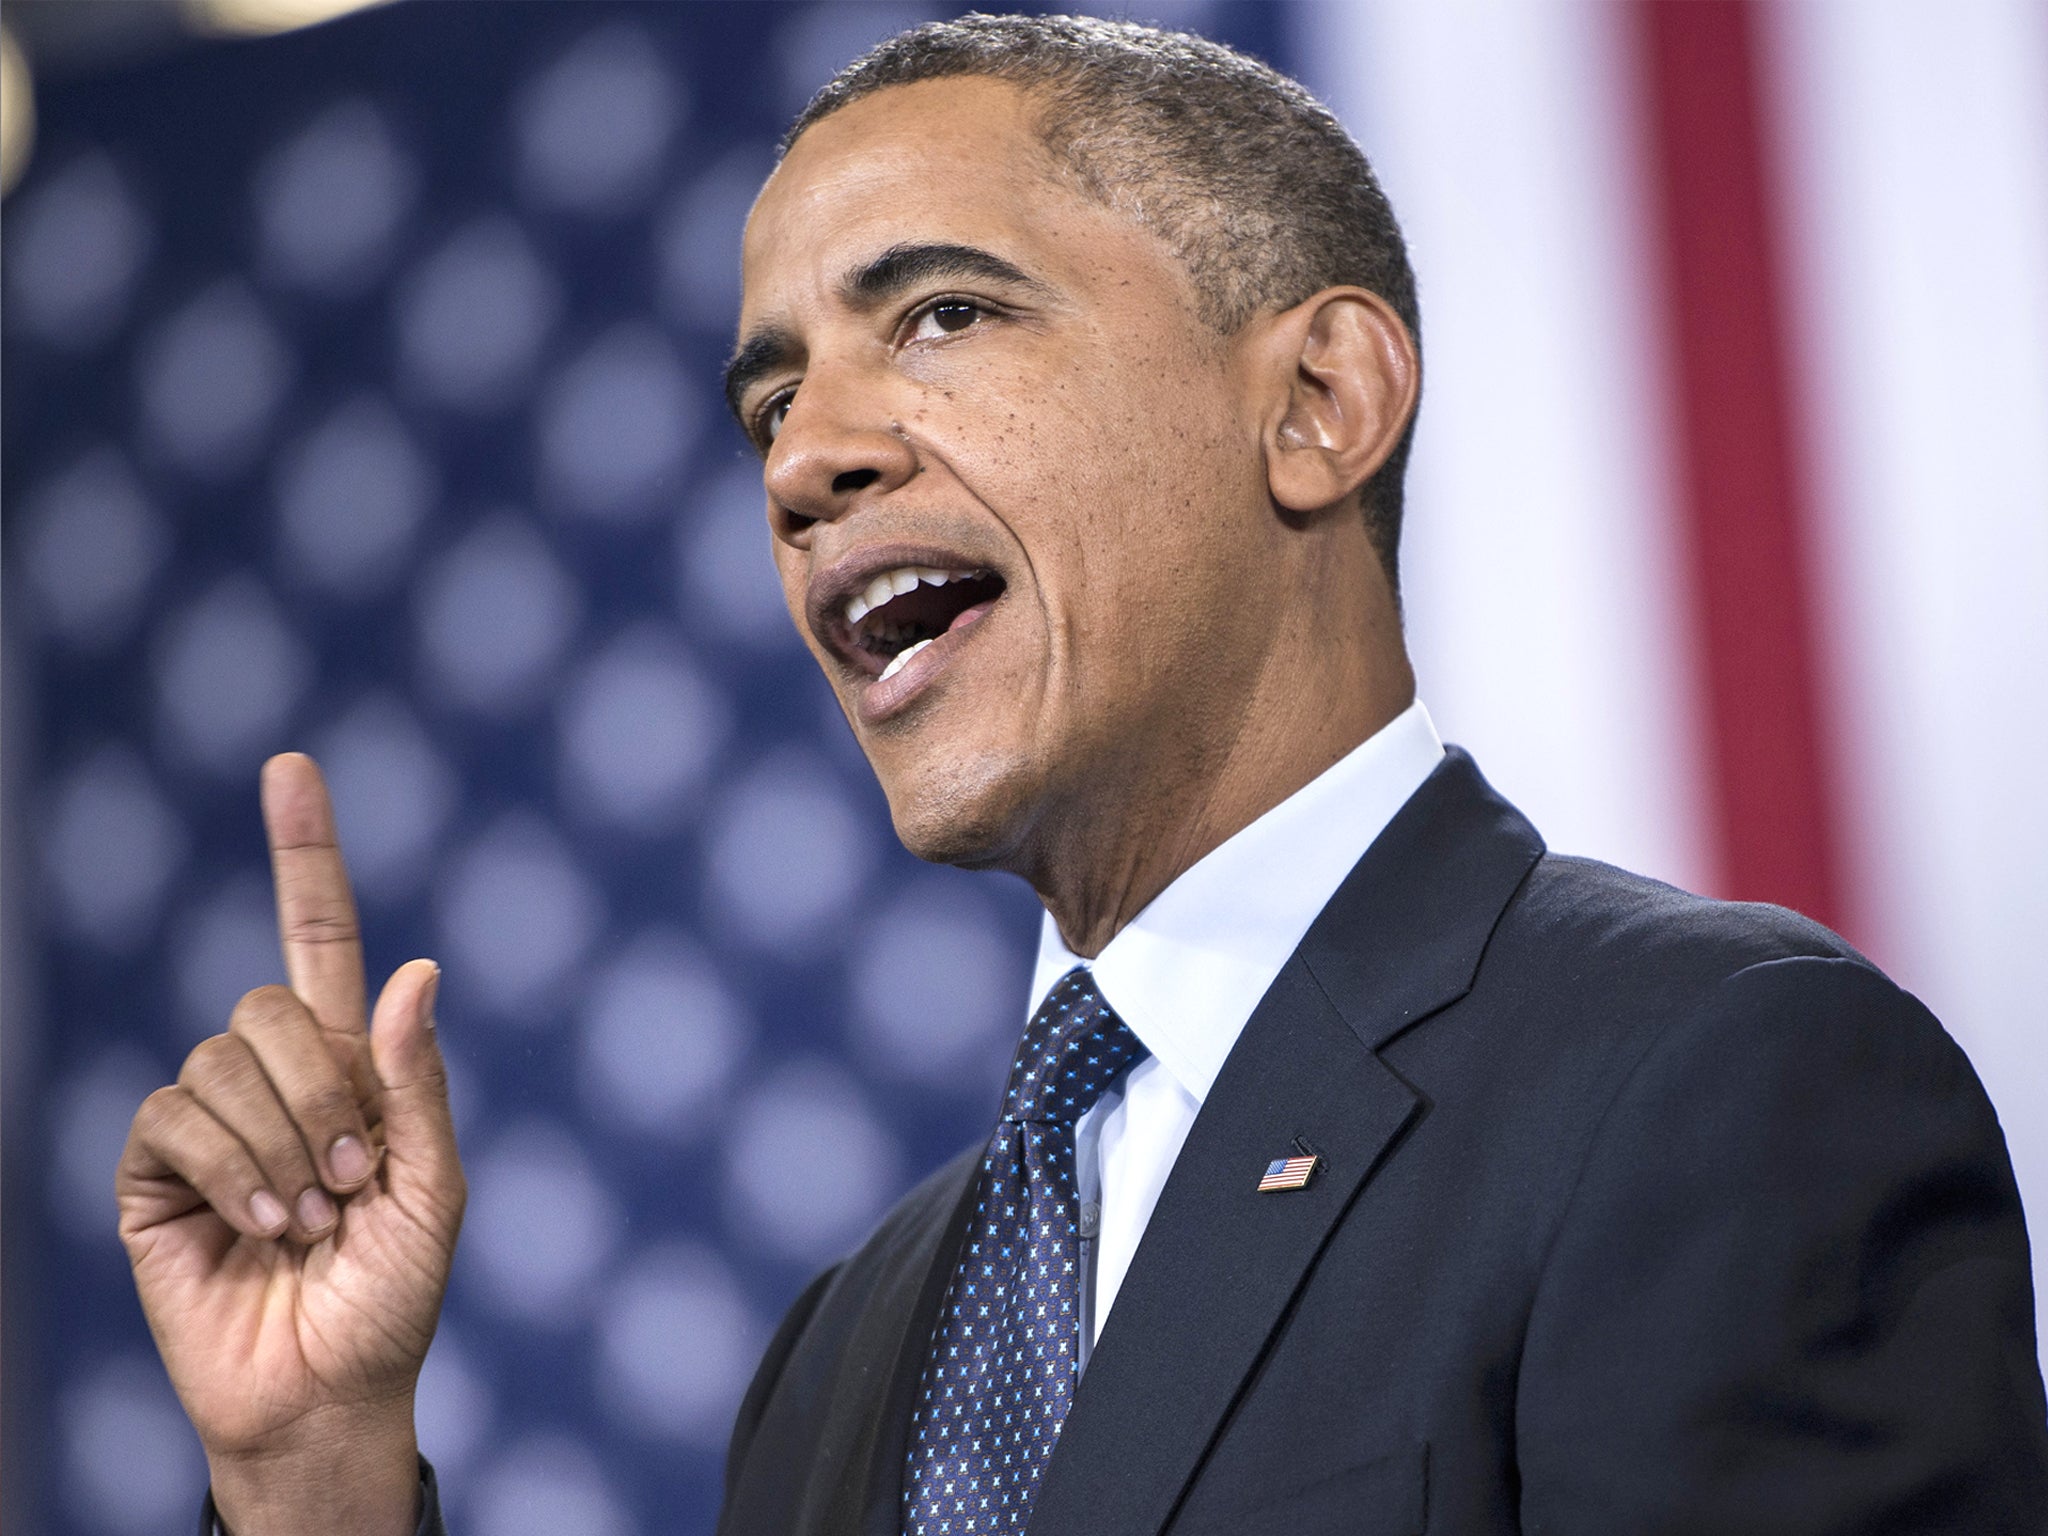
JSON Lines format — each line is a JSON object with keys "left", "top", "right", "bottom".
{"left": 1027, "top": 699, "right": 1445, "bottom": 1362}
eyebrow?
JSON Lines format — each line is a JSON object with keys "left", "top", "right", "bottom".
{"left": 722, "top": 241, "right": 1049, "bottom": 428}
{"left": 840, "top": 241, "right": 1044, "bottom": 308}
{"left": 722, "top": 326, "right": 799, "bottom": 427}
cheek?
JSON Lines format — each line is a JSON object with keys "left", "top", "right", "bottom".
{"left": 1068, "top": 402, "right": 1263, "bottom": 721}
{"left": 769, "top": 546, "right": 823, "bottom": 654}
{"left": 921, "top": 324, "right": 1247, "bottom": 653}
{"left": 773, "top": 552, "right": 803, "bottom": 616}
{"left": 1064, "top": 368, "right": 1245, "bottom": 580}
{"left": 983, "top": 358, "right": 1198, "bottom": 528}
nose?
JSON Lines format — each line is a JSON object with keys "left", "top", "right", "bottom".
{"left": 762, "top": 369, "right": 919, "bottom": 546}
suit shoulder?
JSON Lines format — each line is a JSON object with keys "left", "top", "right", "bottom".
{"left": 1448, "top": 852, "right": 1970, "bottom": 1118}
{"left": 719, "top": 1139, "right": 983, "bottom": 1530}
{"left": 1501, "top": 851, "right": 1874, "bottom": 989}
{"left": 838, "top": 1139, "right": 982, "bottom": 1276}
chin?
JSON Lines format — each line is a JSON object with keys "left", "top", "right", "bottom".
{"left": 874, "top": 748, "right": 1043, "bottom": 872}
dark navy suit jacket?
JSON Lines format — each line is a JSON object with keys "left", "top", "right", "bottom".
{"left": 334, "top": 750, "right": 2046, "bottom": 1536}
{"left": 712, "top": 751, "right": 2047, "bottom": 1534}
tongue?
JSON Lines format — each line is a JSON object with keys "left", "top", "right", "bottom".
{"left": 945, "top": 594, "right": 995, "bottom": 633}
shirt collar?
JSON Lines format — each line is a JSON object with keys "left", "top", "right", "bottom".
{"left": 1029, "top": 699, "right": 1445, "bottom": 1104}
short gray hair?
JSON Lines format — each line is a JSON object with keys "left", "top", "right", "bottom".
{"left": 784, "top": 13, "right": 1422, "bottom": 587}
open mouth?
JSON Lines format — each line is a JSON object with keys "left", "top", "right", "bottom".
{"left": 841, "top": 565, "right": 1005, "bottom": 681}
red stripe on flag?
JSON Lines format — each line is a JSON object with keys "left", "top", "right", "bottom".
{"left": 1632, "top": 0, "right": 1848, "bottom": 932}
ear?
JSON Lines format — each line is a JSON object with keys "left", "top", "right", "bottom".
{"left": 1255, "top": 288, "right": 1419, "bottom": 519}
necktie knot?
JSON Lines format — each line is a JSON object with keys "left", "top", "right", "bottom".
{"left": 1001, "top": 966, "right": 1145, "bottom": 1126}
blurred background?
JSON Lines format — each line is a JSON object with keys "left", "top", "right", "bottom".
{"left": 2, "top": 2, "right": 2042, "bottom": 1532}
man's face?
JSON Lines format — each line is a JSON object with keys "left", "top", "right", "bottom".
{"left": 734, "top": 78, "right": 1279, "bottom": 871}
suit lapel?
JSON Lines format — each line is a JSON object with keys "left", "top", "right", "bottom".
{"left": 794, "top": 1145, "right": 975, "bottom": 1536}
{"left": 1297, "top": 748, "right": 1546, "bottom": 1054}
{"left": 736, "top": 1140, "right": 985, "bottom": 1536}
{"left": 1027, "top": 751, "right": 1545, "bottom": 1536}
{"left": 835, "top": 1151, "right": 985, "bottom": 1536}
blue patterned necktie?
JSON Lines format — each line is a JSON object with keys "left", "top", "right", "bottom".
{"left": 903, "top": 966, "right": 1149, "bottom": 1536}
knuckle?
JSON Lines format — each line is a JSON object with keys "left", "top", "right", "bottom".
{"left": 231, "top": 985, "right": 305, "bottom": 1033}
{"left": 201, "top": 1143, "right": 258, "bottom": 1194}
{"left": 298, "top": 1080, "right": 356, "bottom": 1129}
{"left": 179, "top": 1033, "right": 249, "bottom": 1087}
{"left": 283, "top": 909, "right": 359, "bottom": 947}
{"left": 250, "top": 1122, "right": 313, "bottom": 1180}
{"left": 131, "top": 1085, "right": 186, "bottom": 1141}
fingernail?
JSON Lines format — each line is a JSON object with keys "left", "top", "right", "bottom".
{"left": 421, "top": 962, "right": 440, "bottom": 1030}
{"left": 250, "top": 1190, "right": 288, "bottom": 1232}
{"left": 329, "top": 1134, "right": 371, "bottom": 1183}
{"left": 297, "top": 1187, "right": 337, "bottom": 1231}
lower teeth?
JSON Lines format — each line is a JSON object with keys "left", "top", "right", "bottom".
{"left": 879, "top": 638, "right": 933, "bottom": 682}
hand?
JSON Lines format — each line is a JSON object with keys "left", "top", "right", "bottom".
{"left": 118, "top": 754, "right": 465, "bottom": 1536}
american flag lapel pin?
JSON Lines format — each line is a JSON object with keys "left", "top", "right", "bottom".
{"left": 1257, "top": 1138, "right": 1321, "bottom": 1192}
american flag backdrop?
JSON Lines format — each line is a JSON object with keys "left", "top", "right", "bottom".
{"left": 2, "top": 3, "right": 2043, "bottom": 1533}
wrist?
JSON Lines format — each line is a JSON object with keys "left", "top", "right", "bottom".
{"left": 206, "top": 1399, "right": 421, "bottom": 1536}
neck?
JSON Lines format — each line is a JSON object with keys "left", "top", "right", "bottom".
{"left": 1024, "top": 631, "right": 1415, "bottom": 959}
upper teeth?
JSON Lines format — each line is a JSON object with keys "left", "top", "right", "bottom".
{"left": 844, "top": 566, "right": 978, "bottom": 627}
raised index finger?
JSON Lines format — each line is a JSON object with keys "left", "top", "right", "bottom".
{"left": 261, "top": 753, "right": 368, "bottom": 1037}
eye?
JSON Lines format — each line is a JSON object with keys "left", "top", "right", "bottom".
{"left": 907, "top": 299, "right": 985, "bottom": 343}
{"left": 759, "top": 389, "right": 794, "bottom": 445}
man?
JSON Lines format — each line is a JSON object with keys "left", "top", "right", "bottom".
{"left": 120, "top": 16, "right": 2046, "bottom": 1535}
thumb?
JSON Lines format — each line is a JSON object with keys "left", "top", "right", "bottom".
{"left": 368, "top": 959, "right": 460, "bottom": 1212}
